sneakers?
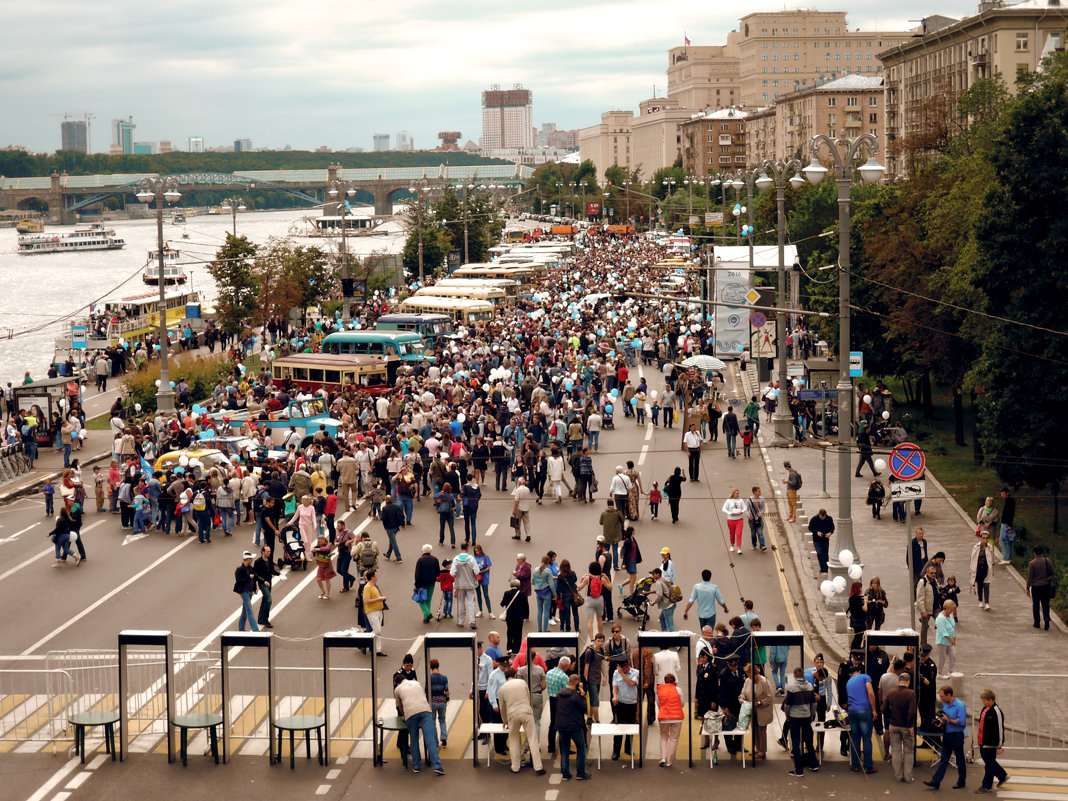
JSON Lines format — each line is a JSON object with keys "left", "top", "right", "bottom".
{"left": 787, "top": 771, "right": 804, "bottom": 777}
{"left": 997, "top": 775, "right": 1010, "bottom": 787}
{"left": 476, "top": 611, "right": 483, "bottom": 618}
{"left": 434, "top": 767, "right": 446, "bottom": 776}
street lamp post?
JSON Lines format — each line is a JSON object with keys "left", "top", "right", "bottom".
{"left": 578, "top": 181, "right": 588, "bottom": 221}
{"left": 327, "top": 175, "right": 358, "bottom": 324}
{"left": 135, "top": 177, "right": 181, "bottom": 413}
{"left": 460, "top": 183, "right": 474, "bottom": 263}
{"left": 757, "top": 160, "right": 806, "bottom": 445}
{"left": 804, "top": 132, "right": 884, "bottom": 603}
{"left": 408, "top": 182, "right": 430, "bottom": 281}
{"left": 220, "top": 196, "right": 246, "bottom": 237}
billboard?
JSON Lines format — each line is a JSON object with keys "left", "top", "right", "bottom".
{"left": 714, "top": 267, "right": 751, "bottom": 359}
{"left": 586, "top": 202, "right": 601, "bottom": 216}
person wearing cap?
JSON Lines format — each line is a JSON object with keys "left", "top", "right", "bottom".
{"left": 917, "top": 644, "right": 938, "bottom": 727}
{"left": 659, "top": 547, "right": 675, "bottom": 584}
{"left": 233, "top": 551, "right": 259, "bottom": 632}
{"left": 718, "top": 654, "right": 746, "bottom": 759}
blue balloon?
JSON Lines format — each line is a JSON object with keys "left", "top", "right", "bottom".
{"left": 610, "top": 389, "right": 619, "bottom": 398}
{"left": 564, "top": 380, "right": 573, "bottom": 391}
{"left": 605, "top": 404, "right": 613, "bottom": 414}
{"left": 630, "top": 340, "right": 642, "bottom": 349}
{"left": 630, "top": 397, "right": 638, "bottom": 406}
{"left": 169, "top": 381, "right": 176, "bottom": 389}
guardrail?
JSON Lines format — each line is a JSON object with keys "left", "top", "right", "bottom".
{"left": 969, "top": 673, "right": 1068, "bottom": 757}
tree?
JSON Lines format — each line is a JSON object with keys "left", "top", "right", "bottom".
{"left": 258, "top": 238, "right": 331, "bottom": 326}
{"left": 207, "top": 234, "right": 259, "bottom": 335}
{"left": 969, "top": 59, "right": 1068, "bottom": 527}
{"left": 402, "top": 223, "right": 449, "bottom": 278}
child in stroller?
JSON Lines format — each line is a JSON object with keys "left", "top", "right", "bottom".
{"left": 279, "top": 524, "right": 307, "bottom": 571}
{"left": 617, "top": 575, "right": 653, "bottom": 630}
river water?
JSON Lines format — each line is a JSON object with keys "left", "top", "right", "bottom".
{"left": 0, "top": 209, "right": 405, "bottom": 386}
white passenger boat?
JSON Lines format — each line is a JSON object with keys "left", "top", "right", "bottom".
{"left": 17, "top": 222, "right": 126, "bottom": 254}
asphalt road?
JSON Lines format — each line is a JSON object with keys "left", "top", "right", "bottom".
{"left": 0, "top": 364, "right": 980, "bottom": 800}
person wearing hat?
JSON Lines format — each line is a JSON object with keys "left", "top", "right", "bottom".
{"left": 233, "top": 551, "right": 259, "bottom": 632}
{"left": 659, "top": 547, "right": 675, "bottom": 584}
{"left": 500, "top": 577, "right": 529, "bottom": 655}
{"left": 917, "top": 644, "right": 938, "bottom": 727}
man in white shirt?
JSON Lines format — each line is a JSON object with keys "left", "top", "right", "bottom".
{"left": 497, "top": 669, "right": 546, "bottom": 774}
{"left": 586, "top": 410, "right": 603, "bottom": 452}
{"left": 511, "top": 478, "right": 533, "bottom": 542}
{"left": 609, "top": 466, "right": 632, "bottom": 513}
{"left": 653, "top": 646, "right": 681, "bottom": 687}
{"left": 683, "top": 424, "right": 705, "bottom": 481}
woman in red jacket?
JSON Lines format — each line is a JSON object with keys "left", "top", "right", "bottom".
{"left": 657, "top": 673, "right": 685, "bottom": 767}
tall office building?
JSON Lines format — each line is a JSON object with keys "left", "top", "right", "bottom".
{"left": 481, "top": 85, "right": 534, "bottom": 150}
{"left": 112, "top": 117, "right": 135, "bottom": 155}
{"left": 188, "top": 136, "right": 205, "bottom": 153}
{"left": 234, "top": 138, "right": 252, "bottom": 152}
{"left": 396, "top": 130, "right": 414, "bottom": 151}
{"left": 372, "top": 133, "right": 390, "bottom": 151}
{"left": 60, "top": 119, "right": 88, "bottom": 153}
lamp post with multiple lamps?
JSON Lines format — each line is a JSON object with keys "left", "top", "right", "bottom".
{"left": 408, "top": 182, "right": 431, "bottom": 281}
{"left": 327, "top": 176, "right": 358, "bottom": 324}
{"left": 457, "top": 183, "right": 475, "bottom": 263}
{"left": 803, "top": 132, "right": 884, "bottom": 605}
{"left": 219, "top": 196, "right": 246, "bottom": 236}
{"left": 757, "top": 160, "right": 806, "bottom": 445}
{"left": 135, "top": 177, "right": 181, "bottom": 413}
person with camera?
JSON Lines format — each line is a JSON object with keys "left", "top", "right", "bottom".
{"left": 924, "top": 686, "right": 968, "bottom": 790}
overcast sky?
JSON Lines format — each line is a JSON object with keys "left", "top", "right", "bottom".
{"left": 4, "top": 0, "right": 982, "bottom": 155}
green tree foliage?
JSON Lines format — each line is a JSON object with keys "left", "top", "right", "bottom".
{"left": 527, "top": 160, "right": 599, "bottom": 215}
{"left": 257, "top": 238, "right": 331, "bottom": 325}
{"left": 402, "top": 223, "right": 450, "bottom": 279}
{"left": 207, "top": 234, "right": 260, "bottom": 335}
{"left": 969, "top": 64, "right": 1068, "bottom": 497}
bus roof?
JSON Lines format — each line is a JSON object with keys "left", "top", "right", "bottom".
{"left": 323, "top": 330, "right": 422, "bottom": 342}
{"left": 376, "top": 312, "right": 451, "bottom": 324}
{"left": 400, "top": 296, "right": 493, "bottom": 310}
{"left": 272, "top": 353, "right": 389, "bottom": 368}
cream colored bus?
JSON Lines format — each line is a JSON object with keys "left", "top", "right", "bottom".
{"left": 399, "top": 296, "right": 494, "bottom": 325}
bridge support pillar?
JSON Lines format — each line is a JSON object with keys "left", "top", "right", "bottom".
{"left": 374, "top": 189, "right": 393, "bottom": 217}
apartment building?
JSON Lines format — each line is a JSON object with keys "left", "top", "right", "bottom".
{"left": 666, "top": 43, "right": 742, "bottom": 109}
{"left": 681, "top": 107, "right": 749, "bottom": 178}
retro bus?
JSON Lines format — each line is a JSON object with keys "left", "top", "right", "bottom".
{"left": 321, "top": 330, "right": 428, "bottom": 363}
{"left": 398, "top": 296, "right": 494, "bottom": 325}
{"left": 374, "top": 313, "right": 454, "bottom": 346}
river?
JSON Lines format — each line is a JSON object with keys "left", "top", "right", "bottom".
{"left": 0, "top": 208, "right": 405, "bottom": 386}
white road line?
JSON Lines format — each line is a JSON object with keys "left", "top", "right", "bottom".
{"left": 23, "top": 757, "right": 79, "bottom": 801}
{"left": 64, "top": 771, "right": 91, "bottom": 790}
{"left": 484, "top": 523, "right": 498, "bottom": 538}
{"left": 0, "top": 546, "right": 55, "bottom": 584}
{"left": 644, "top": 424, "right": 653, "bottom": 442}
{"left": 0, "top": 522, "right": 40, "bottom": 545}
{"left": 638, "top": 445, "right": 649, "bottom": 466}
{"left": 21, "top": 537, "right": 197, "bottom": 655}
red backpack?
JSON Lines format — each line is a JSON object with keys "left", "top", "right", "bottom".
{"left": 589, "top": 575, "right": 603, "bottom": 598}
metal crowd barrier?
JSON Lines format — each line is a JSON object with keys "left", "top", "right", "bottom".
{"left": 969, "top": 673, "right": 1068, "bottom": 757}
{"left": 0, "top": 656, "right": 74, "bottom": 753}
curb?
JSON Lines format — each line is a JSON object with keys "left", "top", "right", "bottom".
{"left": 735, "top": 364, "right": 849, "bottom": 664}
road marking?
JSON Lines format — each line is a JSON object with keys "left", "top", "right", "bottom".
{"left": 638, "top": 445, "right": 648, "bottom": 466}
{"left": 0, "top": 547, "right": 55, "bottom": 584}
{"left": 407, "top": 634, "right": 425, "bottom": 659}
{"left": 121, "top": 532, "right": 149, "bottom": 546}
{"left": 484, "top": 523, "right": 498, "bottom": 538}
{"left": 644, "top": 424, "right": 653, "bottom": 442}
{"left": 0, "top": 522, "right": 40, "bottom": 546}
{"left": 23, "top": 757, "right": 79, "bottom": 801}
{"left": 64, "top": 771, "right": 91, "bottom": 789}
{"left": 21, "top": 537, "right": 197, "bottom": 655}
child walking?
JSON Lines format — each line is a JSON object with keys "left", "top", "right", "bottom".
{"left": 367, "top": 479, "right": 386, "bottom": 519}
{"left": 437, "top": 559, "right": 454, "bottom": 618}
{"left": 742, "top": 426, "right": 753, "bottom": 458}
{"left": 649, "top": 482, "right": 662, "bottom": 520}
{"left": 42, "top": 478, "right": 55, "bottom": 516}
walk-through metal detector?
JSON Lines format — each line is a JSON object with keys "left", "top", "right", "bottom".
{"left": 636, "top": 631, "right": 693, "bottom": 768}
{"left": 220, "top": 631, "right": 273, "bottom": 764}
{"left": 524, "top": 632, "right": 580, "bottom": 751}
{"left": 862, "top": 629, "right": 921, "bottom": 756}
{"left": 422, "top": 633, "right": 478, "bottom": 767}
{"left": 751, "top": 630, "right": 804, "bottom": 766}
{"left": 118, "top": 630, "right": 173, "bottom": 763}
{"left": 322, "top": 632, "right": 376, "bottom": 764}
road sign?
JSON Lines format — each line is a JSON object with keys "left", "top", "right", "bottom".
{"left": 889, "top": 442, "right": 926, "bottom": 481}
{"left": 797, "top": 389, "right": 839, "bottom": 400}
{"left": 745, "top": 288, "right": 760, "bottom": 305}
{"left": 787, "top": 363, "right": 805, "bottom": 377}
{"left": 751, "top": 321, "right": 776, "bottom": 358}
{"left": 70, "top": 325, "right": 87, "bottom": 349}
{"left": 750, "top": 312, "right": 767, "bottom": 328}
{"left": 849, "top": 351, "right": 864, "bottom": 377}
{"left": 890, "top": 480, "right": 926, "bottom": 500}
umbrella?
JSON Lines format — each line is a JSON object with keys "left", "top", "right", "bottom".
{"left": 680, "top": 355, "right": 727, "bottom": 371}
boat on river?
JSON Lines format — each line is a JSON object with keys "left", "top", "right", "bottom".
{"left": 17, "top": 222, "right": 126, "bottom": 254}
{"left": 142, "top": 246, "right": 187, "bottom": 285}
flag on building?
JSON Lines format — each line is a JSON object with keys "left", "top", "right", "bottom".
{"left": 684, "top": 35, "right": 691, "bottom": 46}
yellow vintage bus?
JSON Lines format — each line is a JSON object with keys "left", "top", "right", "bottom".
{"left": 399, "top": 296, "right": 494, "bottom": 325}
{"left": 452, "top": 265, "right": 534, "bottom": 287}
{"left": 434, "top": 277, "right": 522, "bottom": 299}
{"left": 413, "top": 284, "right": 509, "bottom": 307}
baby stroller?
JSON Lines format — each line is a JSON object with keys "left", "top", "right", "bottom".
{"left": 617, "top": 576, "right": 653, "bottom": 630}
{"left": 602, "top": 407, "right": 615, "bottom": 430}
{"left": 279, "top": 525, "right": 307, "bottom": 571}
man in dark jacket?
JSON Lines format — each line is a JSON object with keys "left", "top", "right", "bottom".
{"left": 783, "top": 667, "right": 819, "bottom": 776}
{"left": 380, "top": 497, "right": 405, "bottom": 563}
{"left": 808, "top": 509, "right": 835, "bottom": 574}
{"left": 253, "top": 545, "right": 278, "bottom": 629}
{"left": 977, "top": 688, "right": 1008, "bottom": 792}
{"left": 234, "top": 551, "right": 259, "bottom": 632}
{"left": 556, "top": 674, "right": 591, "bottom": 780}
{"left": 664, "top": 467, "right": 685, "bottom": 524}
{"left": 414, "top": 545, "right": 440, "bottom": 623}
{"left": 500, "top": 578, "right": 529, "bottom": 655}
{"left": 718, "top": 656, "right": 745, "bottom": 758}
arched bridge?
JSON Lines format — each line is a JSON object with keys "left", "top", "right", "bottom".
{"left": 0, "top": 163, "right": 532, "bottom": 222}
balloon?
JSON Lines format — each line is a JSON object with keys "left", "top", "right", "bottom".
{"left": 874, "top": 458, "right": 887, "bottom": 472}
{"left": 605, "top": 404, "right": 613, "bottom": 414}
{"left": 118, "top": 337, "right": 125, "bottom": 345}
{"left": 610, "top": 388, "right": 620, "bottom": 398}
{"left": 863, "top": 394, "right": 872, "bottom": 405}
{"left": 832, "top": 576, "right": 847, "bottom": 594}
{"left": 134, "top": 403, "right": 142, "bottom": 412}
{"left": 630, "top": 339, "right": 642, "bottom": 349}
{"left": 552, "top": 376, "right": 560, "bottom": 384}
{"left": 838, "top": 549, "right": 855, "bottom": 568}
{"left": 482, "top": 383, "right": 490, "bottom": 392}
{"left": 457, "top": 413, "right": 467, "bottom": 423}
{"left": 848, "top": 564, "right": 864, "bottom": 581}
{"left": 630, "top": 398, "right": 638, "bottom": 406}
{"left": 564, "top": 380, "right": 573, "bottom": 391}
{"left": 169, "top": 381, "right": 176, "bottom": 389}
{"left": 650, "top": 389, "right": 659, "bottom": 400}
{"left": 79, "top": 430, "right": 88, "bottom": 440}
{"left": 820, "top": 580, "right": 835, "bottom": 598}
{"left": 178, "top": 455, "right": 189, "bottom": 467}
{"left": 155, "top": 380, "right": 161, "bottom": 387}
{"left": 882, "top": 410, "right": 890, "bottom": 420}
{"left": 189, "top": 458, "right": 201, "bottom": 468}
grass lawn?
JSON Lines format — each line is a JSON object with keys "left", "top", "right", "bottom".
{"left": 885, "top": 379, "right": 1067, "bottom": 620}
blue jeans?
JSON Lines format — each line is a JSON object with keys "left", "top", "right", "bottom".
{"left": 54, "top": 531, "right": 74, "bottom": 560}
{"left": 219, "top": 507, "right": 235, "bottom": 534}
{"left": 133, "top": 509, "right": 148, "bottom": 533}
{"left": 748, "top": 418, "right": 760, "bottom": 436}
{"left": 160, "top": 503, "right": 174, "bottom": 534}
{"left": 63, "top": 443, "right": 71, "bottom": 468}
{"left": 699, "top": 615, "right": 716, "bottom": 630}
{"left": 931, "top": 731, "right": 966, "bottom": 787}
{"left": 238, "top": 592, "right": 259, "bottom": 631}
{"left": 847, "top": 708, "right": 874, "bottom": 771}
{"left": 476, "top": 583, "right": 492, "bottom": 613}
{"left": 432, "top": 701, "right": 448, "bottom": 742}
{"left": 750, "top": 519, "right": 766, "bottom": 549}
{"left": 399, "top": 497, "right": 413, "bottom": 525}
{"left": 659, "top": 606, "right": 676, "bottom": 632}
{"left": 588, "top": 431, "right": 599, "bottom": 452}
{"left": 438, "top": 512, "right": 456, "bottom": 545}
{"left": 771, "top": 661, "right": 788, "bottom": 693}
{"left": 725, "top": 431, "right": 738, "bottom": 457}
{"left": 405, "top": 710, "right": 442, "bottom": 770}
{"left": 257, "top": 584, "right": 272, "bottom": 625}
{"left": 149, "top": 497, "right": 159, "bottom": 526}
{"left": 537, "top": 593, "right": 553, "bottom": 631}
{"left": 384, "top": 527, "right": 402, "bottom": 561}
{"left": 463, "top": 510, "right": 478, "bottom": 544}
{"left": 254, "top": 510, "right": 263, "bottom": 545}
{"left": 558, "top": 728, "right": 587, "bottom": 778}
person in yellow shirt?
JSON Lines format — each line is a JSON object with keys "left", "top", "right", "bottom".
{"left": 362, "top": 569, "right": 388, "bottom": 656}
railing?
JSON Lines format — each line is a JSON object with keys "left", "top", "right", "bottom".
{"left": 969, "top": 673, "right": 1068, "bottom": 757}
{"left": 0, "top": 656, "right": 73, "bottom": 754}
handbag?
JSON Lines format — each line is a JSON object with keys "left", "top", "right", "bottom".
{"left": 573, "top": 593, "right": 585, "bottom": 607}
{"left": 701, "top": 709, "right": 725, "bottom": 735}
{"left": 509, "top": 514, "right": 521, "bottom": 529}
{"left": 736, "top": 700, "right": 752, "bottom": 732}
{"left": 412, "top": 587, "right": 428, "bottom": 603}
{"left": 590, "top": 476, "right": 599, "bottom": 493}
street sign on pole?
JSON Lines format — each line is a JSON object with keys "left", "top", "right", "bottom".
{"left": 849, "top": 351, "right": 864, "bottom": 377}
{"left": 797, "top": 388, "right": 839, "bottom": 401}
{"left": 71, "top": 325, "right": 88, "bottom": 349}
{"left": 889, "top": 442, "right": 925, "bottom": 481}
{"left": 890, "top": 480, "right": 926, "bottom": 500}
{"left": 750, "top": 312, "right": 767, "bottom": 328}
{"left": 751, "top": 321, "right": 776, "bottom": 358}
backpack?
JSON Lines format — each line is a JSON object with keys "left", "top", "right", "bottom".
{"left": 359, "top": 545, "right": 377, "bottom": 569}
{"left": 192, "top": 492, "right": 207, "bottom": 511}
{"left": 588, "top": 575, "right": 603, "bottom": 598}
{"left": 792, "top": 470, "right": 803, "bottom": 490}
{"left": 668, "top": 583, "right": 684, "bottom": 604}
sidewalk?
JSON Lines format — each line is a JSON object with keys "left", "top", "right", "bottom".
{"left": 737, "top": 364, "right": 1068, "bottom": 677}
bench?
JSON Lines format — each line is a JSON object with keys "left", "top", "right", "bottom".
{"left": 273, "top": 714, "right": 326, "bottom": 769}
{"left": 171, "top": 712, "right": 222, "bottom": 768}
{"left": 70, "top": 711, "right": 120, "bottom": 764}
{"left": 476, "top": 723, "right": 510, "bottom": 766}
{"left": 590, "top": 723, "right": 640, "bottom": 768}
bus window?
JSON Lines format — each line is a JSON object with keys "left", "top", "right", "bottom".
{"left": 293, "top": 367, "right": 308, "bottom": 381}
{"left": 309, "top": 368, "right": 324, "bottom": 383}
{"left": 325, "top": 369, "right": 340, "bottom": 384}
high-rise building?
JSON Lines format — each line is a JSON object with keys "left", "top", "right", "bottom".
{"left": 681, "top": 106, "right": 749, "bottom": 179}
{"left": 666, "top": 44, "right": 742, "bottom": 109}
{"left": 372, "top": 133, "right": 390, "bottom": 151}
{"left": 187, "top": 136, "right": 205, "bottom": 153}
{"left": 158, "top": 141, "right": 173, "bottom": 154}
{"left": 234, "top": 138, "right": 252, "bottom": 152}
{"left": 133, "top": 142, "right": 154, "bottom": 155}
{"left": 60, "top": 119, "right": 88, "bottom": 153}
{"left": 481, "top": 85, "right": 534, "bottom": 150}
{"left": 112, "top": 117, "right": 135, "bottom": 155}
{"left": 396, "top": 130, "right": 414, "bottom": 151}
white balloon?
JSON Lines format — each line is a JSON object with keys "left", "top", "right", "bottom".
{"left": 482, "top": 383, "right": 490, "bottom": 392}
{"left": 189, "top": 458, "right": 201, "bottom": 468}
{"left": 882, "top": 410, "right": 891, "bottom": 420}
{"left": 820, "top": 580, "right": 835, "bottom": 598}
{"left": 863, "top": 394, "right": 872, "bottom": 405}
{"left": 832, "top": 576, "right": 847, "bottom": 594}
{"left": 457, "top": 413, "right": 467, "bottom": 423}
{"left": 848, "top": 564, "right": 864, "bottom": 581}
{"left": 838, "top": 549, "right": 855, "bottom": 568}
{"left": 874, "top": 458, "right": 887, "bottom": 472}
{"left": 650, "top": 389, "right": 659, "bottom": 400}
{"left": 178, "top": 455, "right": 189, "bottom": 467}
{"left": 155, "top": 380, "right": 161, "bottom": 387}
{"left": 134, "top": 403, "right": 142, "bottom": 412}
